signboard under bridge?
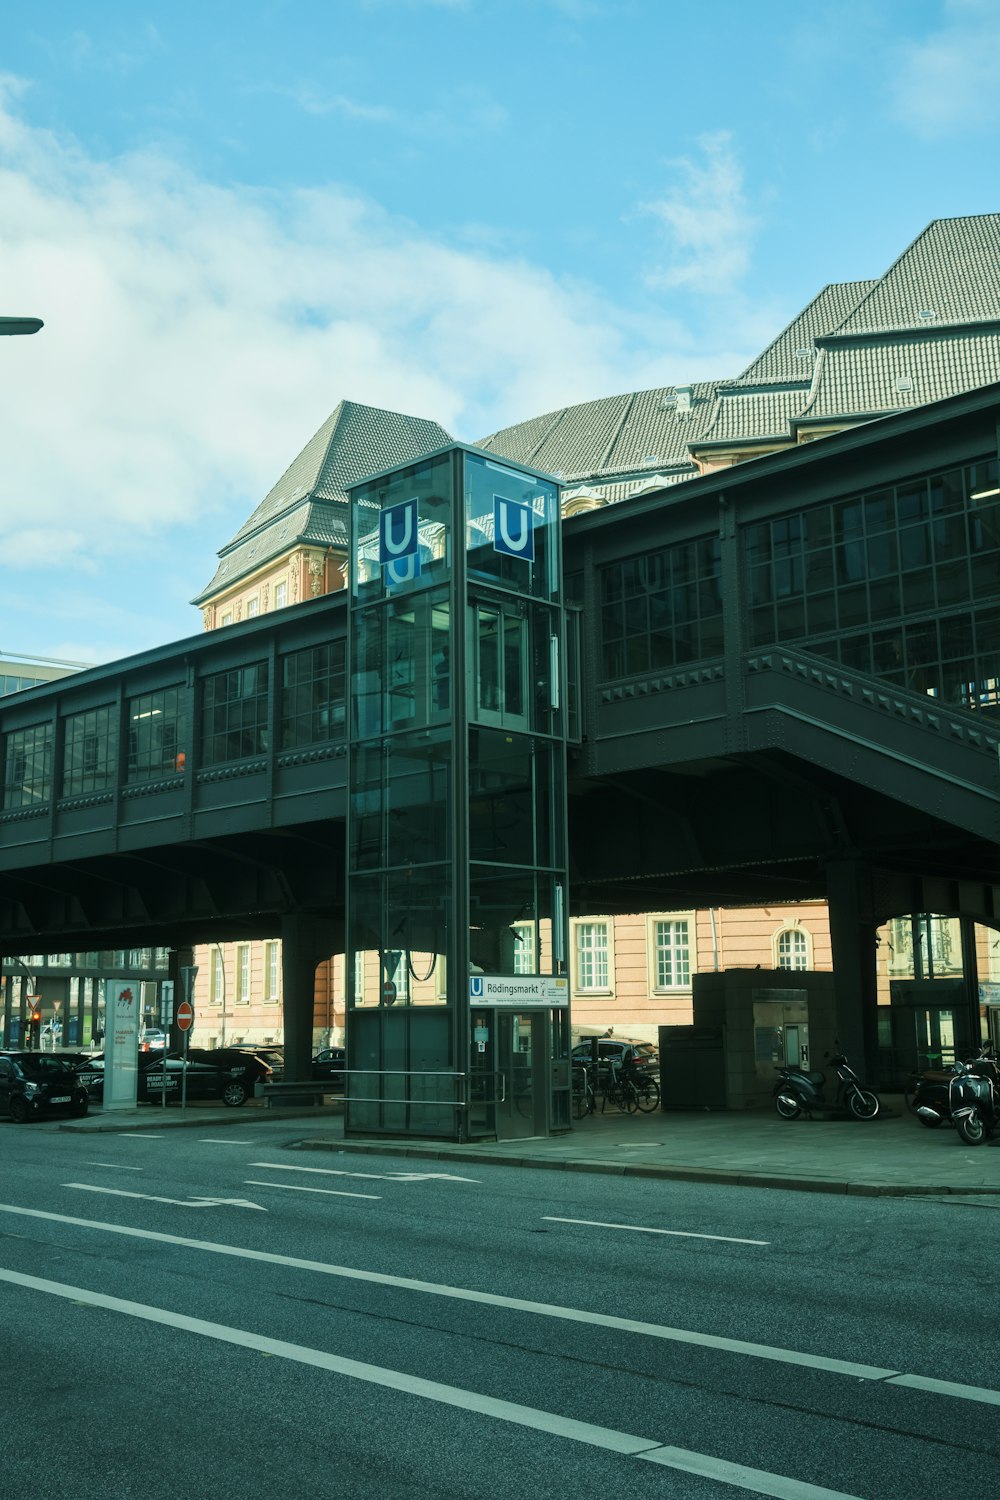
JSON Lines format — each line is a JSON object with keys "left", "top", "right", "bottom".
{"left": 469, "top": 976, "right": 568, "bottom": 1007}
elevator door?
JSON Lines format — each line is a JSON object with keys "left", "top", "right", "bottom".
{"left": 496, "top": 1011, "right": 546, "bottom": 1139}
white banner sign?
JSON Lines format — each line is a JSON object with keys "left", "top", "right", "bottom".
{"left": 469, "top": 975, "right": 568, "bottom": 1007}
{"left": 104, "top": 979, "right": 140, "bottom": 1110}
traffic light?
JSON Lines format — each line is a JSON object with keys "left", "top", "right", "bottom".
{"left": 28, "top": 1006, "right": 42, "bottom": 1049}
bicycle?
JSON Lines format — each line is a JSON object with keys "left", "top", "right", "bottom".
{"left": 600, "top": 1061, "right": 640, "bottom": 1113}
{"left": 571, "top": 1063, "right": 596, "bottom": 1119}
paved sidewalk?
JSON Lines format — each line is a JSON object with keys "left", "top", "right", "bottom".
{"left": 60, "top": 1094, "right": 1000, "bottom": 1197}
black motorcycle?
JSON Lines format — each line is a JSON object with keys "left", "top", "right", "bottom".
{"left": 949, "top": 1051, "right": 1000, "bottom": 1146}
{"left": 774, "top": 1052, "right": 880, "bottom": 1121}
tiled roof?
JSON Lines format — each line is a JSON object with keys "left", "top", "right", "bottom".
{"left": 732, "top": 281, "right": 876, "bottom": 385}
{"left": 479, "top": 382, "right": 717, "bottom": 483}
{"left": 194, "top": 401, "right": 452, "bottom": 603}
{"left": 801, "top": 331, "right": 1000, "bottom": 421}
{"left": 695, "top": 389, "right": 809, "bottom": 446}
{"left": 833, "top": 215, "right": 1000, "bottom": 334}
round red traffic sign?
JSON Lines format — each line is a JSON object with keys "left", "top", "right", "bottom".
{"left": 382, "top": 980, "right": 396, "bottom": 1004}
{"left": 175, "top": 999, "right": 194, "bottom": 1032}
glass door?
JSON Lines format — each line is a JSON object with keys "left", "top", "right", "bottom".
{"left": 471, "top": 603, "right": 528, "bottom": 730}
{"left": 495, "top": 1011, "right": 546, "bottom": 1139}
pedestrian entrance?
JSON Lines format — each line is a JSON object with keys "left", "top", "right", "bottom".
{"left": 344, "top": 444, "right": 570, "bottom": 1142}
{"left": 468, "top": 1006, "right": 572, "bottom": 1139}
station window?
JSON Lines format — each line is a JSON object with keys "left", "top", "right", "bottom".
{"left": 63, "top": 705, "right": 117, "bottom": 797}
{"left": 265, "top": 942, "right": 280, "bottom": 1003}
{"left": 775, "top": 927, "right": 810, "bottom": 970}
{"left": 512, "top": 921, "right": 536, "bottom": 975}
{"left": 572, "top": 918, "right": 613, "bottom": 994}
{"left": 2, "top": 722, "right": 53, "bottom": 808}
{"left": 127, "top": 686, "right": 187, "bottom": 781}
{"left": 236, "top": 944, "right": 251, "bottom": 1004}
{"left": 649, "top": 915, "right": 693, "bottom": 989}
{"left": 209, "top": 947, "right": 225, "bottom": 1006}
{"left": 281, "top": 642, "right": 346, "bottom": 748}
{"left": 201, "top": 662, "right": 269, "bottom": 764}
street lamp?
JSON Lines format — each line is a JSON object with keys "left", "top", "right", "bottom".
{"left": 0, "top": 316, "right": 43, "bottom": 336}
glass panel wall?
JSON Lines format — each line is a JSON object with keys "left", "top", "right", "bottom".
{"left": 200, "top": 662, "right": 269, "bottom": 764}
{"left": 63, "top": 705, "right": 117, "bottom": 796}
{"left": 744, "top": 456, "right": 1000, "bottom": 710}
{"left": 281, "top": 641, "right": 346, "bottom": 748}
{"left": 2, "top": 722, "right": 53, "bottom": 808}
{"left": 127, "top": 686, "right": 187, "bottom": 781}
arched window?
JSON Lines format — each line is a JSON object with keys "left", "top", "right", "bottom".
{"left": 776, "top": 927, "right": 809, "bottom": 970}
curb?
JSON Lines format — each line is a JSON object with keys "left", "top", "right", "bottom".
{"left": 291, "top": 1136, "right": 1000, "bottom": 1198}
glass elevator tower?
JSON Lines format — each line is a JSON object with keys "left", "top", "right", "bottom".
{"left": 345, "top": 445, "right": 569, "bottom": 1140}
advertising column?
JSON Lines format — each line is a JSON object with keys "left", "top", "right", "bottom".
{"left": 103, "top": 980, "right": 140, "bottom": 1110}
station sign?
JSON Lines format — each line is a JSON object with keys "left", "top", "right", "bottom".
{"left": 468, "top": 975, "right": 568, "bottom": 1007}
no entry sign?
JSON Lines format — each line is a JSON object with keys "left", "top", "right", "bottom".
{"left": 175, "top": 999, "right": 194, "bottom": 1032}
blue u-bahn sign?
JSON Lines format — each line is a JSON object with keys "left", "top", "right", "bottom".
{"left": 493, "top": 494, "right": 534, "bottom": 562}
{"left": 379, "top": 496, "right": 421, "bottom": 586}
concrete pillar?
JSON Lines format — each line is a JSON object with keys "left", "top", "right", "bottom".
{"left": 167, "top": 946, "right": 195, "bottom": 1051}
{"left": 280, "top": 915, "right": 341, "bottom": 1080}
{"left": 825, "top": 860, "right": 880, "bottom": 1086}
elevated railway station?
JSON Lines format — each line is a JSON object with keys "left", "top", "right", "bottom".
{"left": 2, "top": 379, "right": 999, "bottom": 1137}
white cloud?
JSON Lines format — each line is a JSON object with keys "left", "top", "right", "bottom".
{"left": 890, "top": 0, "right": 1000, "bottom": 137}
{"left": 640, "top": 131, "right": 758, "bottom": 296}
{"left": 0, "top": 83, "right": 764, "bottom": 658}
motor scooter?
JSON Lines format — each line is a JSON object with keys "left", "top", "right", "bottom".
{"left": 774, "top": 1052, "right": 880, "bottom": 1121}
{"left": 948, "top": 1051, "right": 1000, "bottom": 1145}
{"left": 911, "top": 1044, "right": 997, "bottom": 1130}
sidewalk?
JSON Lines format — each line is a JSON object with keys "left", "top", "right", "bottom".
{"left": 60, "top": 1095, "right": 1000, "bottom": 1197}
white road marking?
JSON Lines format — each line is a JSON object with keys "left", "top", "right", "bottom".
{"left": 0, "top": 1264, "right": 865, "bottom": 1499}
{"left": 543, "top": 1216, "right": 769, "bottom": 1246}
{"left": 82, "top": 1162, "right": 144, "bottom": 1171}
{"left": 63, "top": 1185, "right": 266, "bottom": 1211}
{"left": 198, "top": 1139, "right": 247, "bottom": 1145}
{"left": 245, "top": 1180, "right": 381, "bottom": 1201}
{"left": 248, "top": 1161, "right": 480, "bottom": 1183}
{"left": 117, "top": 1133, "right": 165, "bottom": 1138}
{"left": 3, "top": 1201, "right": 998, "bottom": 1408}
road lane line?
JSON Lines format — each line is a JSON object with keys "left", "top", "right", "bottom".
{"left": 0, "top": 1264, "right": 865, "bottom": 1498}
{"left": 82, "top": 1162, "right": 144, "bottom": 1171}
{"left": 198, "top": 1139, "right": 247, "bottom": 1145}
{"left": 887, "top": 1373, "right": 1000, "bottom": 1407}
{"left": 245, "top": 1180, "right": 381, "bottom": 1201}
{"left": 248, "top": 1161, "right": 480, "bottom": 1183}
{"left": 544, "top": 1216, "right": 769, "bottom": 1245}
{"left": 117, "top": 1133, "right": 166, "bottom": 1138}
{"left": 62, "top": 1185, "right": 266, "bottom": 1211}
{"left": 2, "top": 1200, "right": 998, "bottom": 1407}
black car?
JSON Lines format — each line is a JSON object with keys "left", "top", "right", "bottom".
{"left": 571, "top": 1038, "right": 660, "bottom": 1081}
{"left": 225, "top": 1045, "right": 285, "bottom": 1081}
{"left": 311, "top": 1047, "right": 346, "bottom": 1087}
{"left": 0, "top": 1051, "right": 90, "bottom": 1122}
{"left": 76, "top": 1047, "right": 272, "bottom": 1107}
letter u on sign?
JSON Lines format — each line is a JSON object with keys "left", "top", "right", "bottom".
{"left": 493, "top": 495, "right": 534, "bottom": 562}
{"left": 379, "top": 497, "right": 419, "bottom": 563}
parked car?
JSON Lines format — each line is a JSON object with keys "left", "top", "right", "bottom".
{"left": 225, "top": 1045, "right": 285, "bottom": 1080}
{"left": 0, "top": 1051, "right": 90, "bottom": 1122}
{"left": 571, "top": 1037, "right": 660, "bottom": 1081}
{"left": 311, "top": 1047, "right": 346, "bottom": 1087}
{"left": 76, "top": 1047, "right": 272, "bottom": 1107}
{"left": 140, "top": 1030, "right": 167, "bottom": 1051}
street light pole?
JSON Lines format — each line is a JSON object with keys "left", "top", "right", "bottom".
{"left": 0, "top": 316, "right": 43, "bottom": 336}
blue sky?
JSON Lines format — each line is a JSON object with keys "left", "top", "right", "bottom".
{"left": 2, "top": 0, "right": 1000, "bottom": 664}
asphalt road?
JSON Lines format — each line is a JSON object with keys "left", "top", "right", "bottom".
{"left": 1, "top": 1117, "right": 998, "bottom": 1499}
